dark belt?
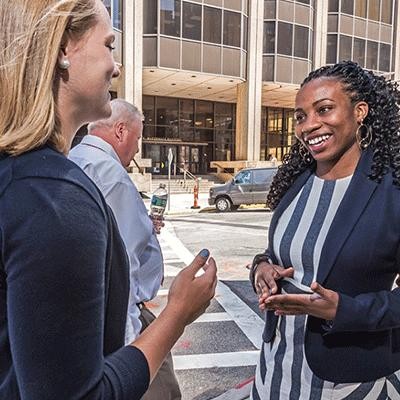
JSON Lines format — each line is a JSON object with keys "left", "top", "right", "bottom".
{"left": 136, "top": 302, "right": 145, "bottom": 310}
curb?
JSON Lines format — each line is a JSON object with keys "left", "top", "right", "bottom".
{"left": 210, "top": 377, "right": 254, "bottom": 400}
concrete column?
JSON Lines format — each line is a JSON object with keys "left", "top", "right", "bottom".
{"left": 124, "top": 0, "right": 144, "bottom": 157}
{"left": 313, "top": 0, "right": 329, "bottom": 69}
{"left": 235, "top": 0, "right": 264, "bottom": 161}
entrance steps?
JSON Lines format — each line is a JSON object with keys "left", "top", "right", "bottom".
{"left": 151, "top": 174, "right": 224, "bottom": 194}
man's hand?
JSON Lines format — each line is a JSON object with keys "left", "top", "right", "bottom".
{"left": 150, "top": 215, "right": 165, "bottom": 234}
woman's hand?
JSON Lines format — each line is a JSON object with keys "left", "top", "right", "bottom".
{"left": 262, "top": 281, "right": 339, "bottom": 321}
{"left": 255, "top": 261, "right": 294, "bottom": 299}
{"left": 133, "top": 250, "right": 217, "bottom": 380}
{"left": 167, "top": 249, "right": 217, "bottom": 325}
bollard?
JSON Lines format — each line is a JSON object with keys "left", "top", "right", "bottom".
{"left": 191, "top": 178, "right": 201, "bottom": 209}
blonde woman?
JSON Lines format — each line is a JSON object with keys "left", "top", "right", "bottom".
{"left": 0, "top": 1, "right": 217, "bottom": 399}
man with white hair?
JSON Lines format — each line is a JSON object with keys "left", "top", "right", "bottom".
{"left": 69, "top": 99, "right": 181, "bottom": 400}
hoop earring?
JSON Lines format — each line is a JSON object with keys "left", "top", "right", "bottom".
{"left": 298, "top": 143, "right": 313, "bottom": 164}
{"left": 356, "top": 122, "right": 372, "bottom": 150}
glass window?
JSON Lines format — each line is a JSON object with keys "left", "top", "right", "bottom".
{"left": 179, "top": 99, "right": 194, "bottom": 128}
{"left": 263, "top": 21, "right": 276, "bottom": 53}
{"left": 326, "top": 34, "right": 337, "bottom": 63}
{"left": 194, "top": 129, "right": 214, "bottom": 142}
{"left": 215, "top": 131, "right": 233, "bottom": 161}
{"left": 264, "top": 0, "right": 276, "bottom": 19}
{"left": 297, "top": 0, "right": 310, "bottom": 4}
{"left": 268, "top": 108, "right": 283, "bottom": 131}
{"left": 368, "top": 0, "right": 380, "bottom": 21}
{"left": 156, "top": 97, "right": 179, "bottom": 126}
{"left": 366, "top": 40, "right": 378, "bottom": 70}
{"left": 144, "top": 0, "right": 157, "bottom": 34}
{"left": 355, "top": 0, "right": 367, "bottom": 18}
{"left": 182, "top": 2, "right": 201, "bottom": 40}
{"left": 235, "top": 170, "right": 251, "bottom": 184}
{"left": 195, "top": 101, "right": 214, "bottom": 128}
{"left": 262, "top": 55, "right": 275, "bottom": 81}
{"left": 215, "top": 103, "right": 234, "bottom": 130}
{"left": 160, "top": 0, "right": 181, "bottom": 37}
{"left": 277, "top": 22, "right": 293, "bottom": 56}
{"left": 204, "top": 7, "right": 222, "bottom": 44}
{"left": 180, "top": 127, "right": 194, "bottom": 141}
{"left": 103, "top": 0, "right": 111, "bottom": 16}
{"left": 341, "top": 0, "right": 354, "bottom": 15}
{"left": 243, "top": 16, "right": 248, "bottom": 50}
{"left": 379, "top": 43, "right": 391, "bottom": 72}
{"left": 328, "top": 0, "right": 339, "bottom": 12}
{"left": 353, "top": 38, "right": 365, "bottom": 67}
{"left": 223, "top": 10, "right": 241, "bottom": 47}
{"left": 339, "top": 35, "right": 352, "bottom": 61}
{"left": 381, "top": 0, "right": 392, "bottom": 24}
{"left": 112, "top": 0, "right": 122, "bottom": 29}
{"left": 143, "top": 96, "right": 155, "bottom": 125}
{"left": 253, "top": 169, "right": 275, "bottom": 184}
{"left": 294, "top": 25, "right": 309, "bottom": 58}
{"left": 144, "top": 144, "right": 162, "bottom": 173}
{"left": 143, "top": 125, "right": 155, "bottom": 138}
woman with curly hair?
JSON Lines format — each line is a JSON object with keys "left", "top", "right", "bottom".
{"left": 250, "top": 60, "right": 400, "bottom": 399}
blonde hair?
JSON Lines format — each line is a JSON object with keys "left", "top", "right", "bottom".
{"left": 0, "top": 0, "right": 98, "bottom": 155}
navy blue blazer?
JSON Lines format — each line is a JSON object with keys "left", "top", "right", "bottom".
{"left": 261, "top": 148, "right": 400, "bottom": 383}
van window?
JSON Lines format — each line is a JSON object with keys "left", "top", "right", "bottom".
{"left": 235, "top": 170, "right": 251, "bottom": 184}
{"left": 253, "top": 169, "right": 275, "bottom": 184}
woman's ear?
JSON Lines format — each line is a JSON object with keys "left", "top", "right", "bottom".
{"left": 355, "top": 101, "right": 369, "bottom": 123}
{"left": 57, "top": 47, "right": 70, "bottom": 70}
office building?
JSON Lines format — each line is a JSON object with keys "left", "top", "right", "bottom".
{"left": 104, "top": 0, "right": 399, "bottom": 175}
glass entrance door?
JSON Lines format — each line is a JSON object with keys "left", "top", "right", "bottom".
{"left": 178, "top": 145, "right": 208, "bottom": 175}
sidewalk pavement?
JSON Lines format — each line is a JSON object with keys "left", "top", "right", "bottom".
{"left": 144, "top": 192, "right": 212, "bottom": 215}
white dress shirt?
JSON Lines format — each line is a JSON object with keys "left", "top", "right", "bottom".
{"left": 69, "top": 135, "right": 163, "bottom": 342}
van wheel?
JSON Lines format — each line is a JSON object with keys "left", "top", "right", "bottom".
{"left": 215, "top": 197, "right": 231, "bottom": 212}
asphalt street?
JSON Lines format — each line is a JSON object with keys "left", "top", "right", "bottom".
{"left": 147, "top": 209, "right": 273, "bottom": 400}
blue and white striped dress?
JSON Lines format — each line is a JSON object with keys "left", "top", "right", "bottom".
{"left": 252, "top": 174, "right": 400, "bottom": 400}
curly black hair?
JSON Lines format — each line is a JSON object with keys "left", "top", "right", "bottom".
{"left": 266, "top": 60, "right": 400, "bottom": 210}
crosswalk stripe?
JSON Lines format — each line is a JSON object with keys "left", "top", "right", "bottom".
{"left": 194, "top": 312, "right": 233, "bottom": 323}
{"left": 173, "top": 351, "right": 259, "bottom": 370}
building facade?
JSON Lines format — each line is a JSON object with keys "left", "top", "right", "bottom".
{"left": 105, "top": 0, "right": 399, "bottom": 175}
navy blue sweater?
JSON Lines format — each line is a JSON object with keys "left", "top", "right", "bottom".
{"left": 0, "top": 147, "right": 149, "bottom": 399}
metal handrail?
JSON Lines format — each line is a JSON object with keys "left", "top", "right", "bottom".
{"left": 211, "top": 162, "right": 234, "bottom": 178}
{"left": 178, "top": 167, "right": 198, "bottom": 189}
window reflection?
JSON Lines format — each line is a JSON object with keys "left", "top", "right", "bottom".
{"left": 277, "top": 22, "right": 293, "bottom": 56}
{"left": 260, "top": 107, "right": 294, "bottom": 161}
{"left": 353, "top": 38, "right": 366, "bottom": 67}
{"left": 223, "top": 10, "right": 241, "bottom": 47}
{"left": 263, "top": 21, "right": 275, "bottom": 53}
{"left": 143, "top": 96, "right": 235, "bottom": 166}
{"left": 144, "top": 0, "right": 157, "bottom": 34}
{"left": 183, "top": 2, "right": 201, "bottom": 40}
{"left": 160, "top": 0, "right": 181, "bottom": 37}
{"left": 366, "top": 40, "right": 378, "bottom": 70}
{"left": 204, "top": 6, "right": 222, "bottom": 44}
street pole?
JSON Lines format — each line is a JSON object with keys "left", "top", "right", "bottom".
{"left": 167, "top": 148, "right": 173, "bottom": 212}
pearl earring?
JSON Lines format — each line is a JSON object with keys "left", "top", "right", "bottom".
{"left": 59, "top": 59, "right": 70, "bottom": 70}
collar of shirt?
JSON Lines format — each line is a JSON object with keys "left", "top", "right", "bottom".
{"left": 80, "top": 135, "right": 121, "bottom": 165}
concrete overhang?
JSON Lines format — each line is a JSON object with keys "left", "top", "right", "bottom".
{"left": 142, "top": 67, "right": 245, "bottom": 103}
{"left": 262, "top": 82, "right": 299, "bottom": 109}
